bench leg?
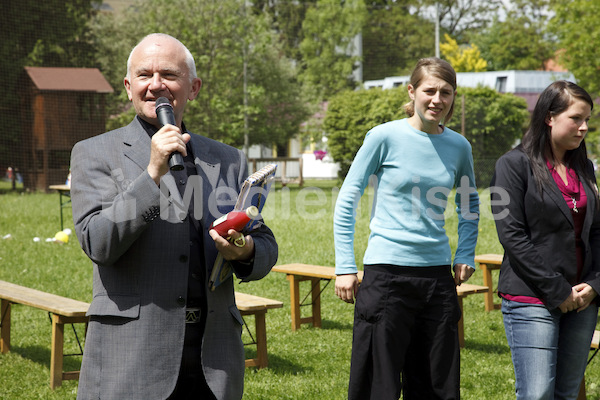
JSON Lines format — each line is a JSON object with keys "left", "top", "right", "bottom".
{"left": 457, "top": 296, "right": 465, "bottom": 348}
{"left": 286, "top": 275, "right": 324, "bottom": 330}
{"left": 50, "top": 315, "right": 88, "bottom": 389}
{"left": 481, "top": 263, "right": 495, "bottom": 312}
{"left": 287, "top": 274, "right": 302, "bottom": 331}
{"left": 241, "top": 310, "right": 269, "bottom": 369}
{"left": 309, "top": 278, "right": 321, "bottom": 329}
{"left": 254, "top": 310, "right": 268, "bottom": 368}
{"left": 0, "top": 300, "right": 10, "bottom": 353}
{"left": 50, "top": 314, "right": 65, "bottom": 389}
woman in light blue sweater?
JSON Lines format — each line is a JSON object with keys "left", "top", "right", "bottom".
{"left": 334, "top": 58, "right": 479, "bottom": 400}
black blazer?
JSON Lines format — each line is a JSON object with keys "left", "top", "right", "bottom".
{"left": 490, "top": 146, "right": 600, "bottom": 309}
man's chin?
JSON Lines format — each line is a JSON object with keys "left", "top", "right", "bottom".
{"left": 138, "top": 114, "right": 159, "bottom": 127}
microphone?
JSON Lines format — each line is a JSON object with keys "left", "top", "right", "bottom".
{"left": 155, "top": 97, "right": 184, "bottom": 171}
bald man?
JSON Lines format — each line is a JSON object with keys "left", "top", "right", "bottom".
{"left": 70, "top": 33, "right": 277, "bottom": 400}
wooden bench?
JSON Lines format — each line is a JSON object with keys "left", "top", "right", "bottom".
{"left": 474, "top": 253, "right": 503, "bottom": 311}
{"left": 0, "top": 280, "right": 89, "bottom": 389}
{"left": 235, "top": 291, "right": 283, "bottom": 368}
{"left": 271, "top": 264, "right": 488, "bottom": 348}
{"left": 0, "top": 281, "right": 282, "bottom": 389}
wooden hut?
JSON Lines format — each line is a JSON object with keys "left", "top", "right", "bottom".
{"left": 21, "top": 67, "right": 113, "bottom": 191}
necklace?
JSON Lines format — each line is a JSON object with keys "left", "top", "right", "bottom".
{"left": 571, "top": 197, "right": 578, "bottom": 213}
{"left": 547, "top": 159, "right": 580, "bottom": 213}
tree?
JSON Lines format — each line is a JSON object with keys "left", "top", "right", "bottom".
{"left": 440, "top": 34, "right": 487, "bottom": 72}
{"left": 362, "top": 1, "right": 435, "bottom": 80}
{"left": 325, "top": 87, "right": 409, "bottom": 178}
{"left": 299, "top": 0, "right": 367, "bottom": 101}
{"left": 0, "top": 0, "right": 97, "bottom": 173}
{"left": 251, "top": 0, "right": 311, "bottom": 64}
{"left": 417, "top": 0, "right": 503, "bottom": 42}
{"left": 446, "top": 87, "right": 529, "bottom": 185}
{"left": 550, "top": 0, "right": 600, "bottom": 96}
{"left": 91, "top": 0, "right": 310, "bottom": 149}
{"left": 473, "top": 0, "right": 555, "bottom": 71}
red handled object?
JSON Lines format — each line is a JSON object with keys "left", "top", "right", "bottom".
{"left": 210, "top": 206, "right": 259, "bottom": 237}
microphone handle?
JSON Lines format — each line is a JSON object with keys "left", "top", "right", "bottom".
{"left": 169, "top": 152, "right": 185, "bottom": 171}
{"left": 158, "top": 109, "right": 184, "bottom": 172}
{"left": 155, "top": 99, "right": 184, "bottom": 171}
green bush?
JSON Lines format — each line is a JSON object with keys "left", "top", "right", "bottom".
{"left": 447, "top": 87, "right": 529, "bottom": 186}
{"left": 324, "top": 87, "right": 409, "bottom": 178}
{"left": 325, "top": 86, "right": 529, "bottom": 184}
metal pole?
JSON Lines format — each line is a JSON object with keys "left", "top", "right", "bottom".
{"left": 243, "top": 45, "right": 249, "bottom": 157}
{"left": 435, "top": 2, "right": 440, "bottom": 58}
{"left": 242, "top": 1, "right": 249, "bottom": 157}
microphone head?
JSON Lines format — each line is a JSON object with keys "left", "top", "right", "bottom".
{"left": 155, "top": 97, "right": 172, "bottom": 111}
{"left": 155, "top": 97, "right": 176, "bottom": 127}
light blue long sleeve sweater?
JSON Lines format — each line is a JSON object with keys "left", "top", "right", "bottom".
{"left": 334, "top": 119, "right": 480, "bottom": 275}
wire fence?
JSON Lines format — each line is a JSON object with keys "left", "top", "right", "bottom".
{"left": 473, "top": 158, "right": 498, "bottom": 188}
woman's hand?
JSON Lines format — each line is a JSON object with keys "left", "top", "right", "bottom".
{"left": 559, "top": 288, "right": 580, "bottom": 313}
{"left": 335, "top": 274, "right": 359, "bottom": 304}
{"left": 453, "top": 263, "right": 475, "bottom": 286}
{"left": 574, "top": 283, "right": 598, "bottom": 312}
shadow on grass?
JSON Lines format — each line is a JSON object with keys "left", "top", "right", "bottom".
{"left": 463, "top": 339, "right": 510, "bottom": 354}
{"left": 0, "top": 188, "right": 26, "bottom": 195}
{"left": 11, "top": 344, "right": 83, "bottom": 372}
{"left": 244, "top": 352, "right": 306, "bottom": 375}
{"left": 321, "top": 319, "right": 353, "bottom": 331}
{"left": 11, "top": 344, "right": 50, "bottom": 366}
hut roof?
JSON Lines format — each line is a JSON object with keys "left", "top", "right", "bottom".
{"left": 24, "top": 67, "right": 113, "bottom": 93}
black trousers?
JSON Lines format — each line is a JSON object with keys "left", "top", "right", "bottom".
{"left": 168, "top": 321, "right": 216, "bottom": 400}
{"left": 348, "top": 264, "right": 461, "bottom": 400}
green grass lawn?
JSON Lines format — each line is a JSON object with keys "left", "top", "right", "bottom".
{"left": 0, "top": 180, "right": 598, "bottom": 399}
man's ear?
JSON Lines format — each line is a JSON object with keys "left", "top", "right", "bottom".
{"left": 188, "top": 78, "right": 202, "bottom": 101}
{"left": 124, "top": 77, "right": 133, "bottom": 101}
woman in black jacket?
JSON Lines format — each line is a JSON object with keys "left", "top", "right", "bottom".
{"left": 491, "top": 80, "right": 600, "bottom": 400}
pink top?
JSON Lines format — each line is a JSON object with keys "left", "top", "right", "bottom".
{"left": 501, "top": 161, "right": 587, "bottom": 305}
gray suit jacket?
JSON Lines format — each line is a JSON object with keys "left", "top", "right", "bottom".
{"left": 70, "top": 118, "right": 277, "bottom": 400}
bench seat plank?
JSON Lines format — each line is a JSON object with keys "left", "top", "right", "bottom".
{"left": 474, "top": 254, "right": 503, "bottom": 265}
{"left": 235, "top": 292, "right": 283, "bottom": 312}
{"left": 273, "top": 263, "right": 364, "bottom": 281}
{"left": 0, "top": 280, "right": 89, "bottom": 317}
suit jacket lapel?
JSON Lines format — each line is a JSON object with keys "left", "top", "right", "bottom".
{"left": 581, "top": 178, "right": 596, "bottom": 234}
{"left": 122, "top": 118, "right": 183, "bottom": 205}
{"left": 188, "top": 133, "right": 221, "bottom": 225}
{"left": 189, "top": 136, "right": 220, "bottom": 189}
{"left": 122, "top": 119, "right": 151, "bottom": 171}
{"left": 545, "top": 175, "right": 574, "bottom": 227}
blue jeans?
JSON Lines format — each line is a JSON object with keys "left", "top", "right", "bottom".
{"left": 502, "top": 299, "right": 598, "bottom": 400}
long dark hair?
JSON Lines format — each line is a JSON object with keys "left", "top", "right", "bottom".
{"left": 521, "top": 80, "right": 597, "bottom": 198}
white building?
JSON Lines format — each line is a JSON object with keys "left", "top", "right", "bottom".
{"left": 364, "top": 70, "right": 575, "bottom": 112}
